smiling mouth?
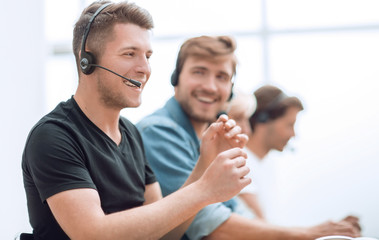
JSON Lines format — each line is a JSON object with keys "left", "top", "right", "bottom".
{"left": 196, "top": 95, "right": 217, "bottom": 104}
{"left": 123, "top": 80, "right": 140, "bottom": 88}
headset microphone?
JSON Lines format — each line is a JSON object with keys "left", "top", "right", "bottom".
{"left": 216, "top": 111, "right": 227, "bottom": 119}
{"left": 79, "top": 3, "right": 142, "bottom": 88}
{"left": 87, "top": 63, "right": 142, "bottom": 88}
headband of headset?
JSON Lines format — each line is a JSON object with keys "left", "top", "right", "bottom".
{"left": 255, "top": 92, "right": 288, "bottom": 123}
{"left": 80, "top": 3, "right": 112, "bottom": 75}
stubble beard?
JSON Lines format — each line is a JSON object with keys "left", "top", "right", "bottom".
{"left": 97, "top": 76, "right": 128, "bottom": 110}
{"left": 181, "top": 100, "right": 217, "bottom": 124}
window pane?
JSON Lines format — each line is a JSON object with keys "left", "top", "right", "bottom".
{"left": 134, "top": 0, "right": 262, "bottom": 36}
{"left": 234, "top": 36, "right": 263, "bottom": 93}
{"left": 45, "top": 0, "right": 80, "bottom": 42}
{"left": 267, "top": 0, "right": 379, "bottom": 29}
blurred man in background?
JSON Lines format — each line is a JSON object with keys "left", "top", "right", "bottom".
{"left": 225, "top": 85, "right": 361, "bottom": 238}
{"left": 228, "top": 85, "right": 304, "bottom": 219}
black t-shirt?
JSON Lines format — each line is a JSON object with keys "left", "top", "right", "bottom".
{"left": 22, "top": 97, "right": 156, "bottom": 240}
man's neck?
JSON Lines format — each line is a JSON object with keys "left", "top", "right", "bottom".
{"left": 73, "top": 93, "right": 122, "bottom": 145}
{"left": 246, "top": 134, "right": 269, "bottom": 160}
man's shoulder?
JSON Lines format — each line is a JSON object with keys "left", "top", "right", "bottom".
{"left": 137, "top": 97, "right": 185, "bottom": 130}
{"left": 137, "top": 108, "right": 178, "bottom": 131}
{"left": 30, "top": 97, "right": 76, "bottom": 130}
{"left": 28, "top": 106, "right": 72, "bottom": 139}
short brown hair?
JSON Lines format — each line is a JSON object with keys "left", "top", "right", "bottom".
{"left": 249, "top": 85, "right": 304, "bottom": 131}
{"left": 72, "top": 1, "right": 154, "bottom": 74}
{"left": 171, "top": 35, "right": 238, "bottom": 86}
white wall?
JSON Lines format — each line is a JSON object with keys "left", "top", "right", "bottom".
{"left": 0, "top": 0, "right": 45, "bottom": 238}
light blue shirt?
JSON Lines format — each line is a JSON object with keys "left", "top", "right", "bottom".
{"left": 137, "top": 97, "right": 237, "bottom": 240}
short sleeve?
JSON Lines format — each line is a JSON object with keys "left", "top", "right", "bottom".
{"left": 23, "top": 122, "right": 95, "bottom": 202}
{"left": 186, "top": 203, "right": 232, "bottom": 240}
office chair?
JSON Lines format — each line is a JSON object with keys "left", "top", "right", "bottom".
{"left": 14, "top": 232, "right": 33, "bottom": 240}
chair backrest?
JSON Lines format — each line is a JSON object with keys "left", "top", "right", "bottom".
{"left": 14, "top": 233, "right": 34, "bottom": 240}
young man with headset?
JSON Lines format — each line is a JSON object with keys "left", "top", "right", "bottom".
{"left": 137, "top": 37, "right": 362, "bottom": 239}
{"left": 21, "top": 1, "right": 250, "bottom": 239}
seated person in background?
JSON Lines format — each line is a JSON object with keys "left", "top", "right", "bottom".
{"left": 21, "top": 2, "right": 250, "bottom": 239}
{"left": 226, "top": 85, "right": 362, "bottom": 238}
{"left": 137, "top": 32, "right": 361, "bottom": 239}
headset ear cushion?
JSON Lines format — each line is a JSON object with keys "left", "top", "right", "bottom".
{"left": 227, "top": 91, "right": 234, "bottom": 101}
{"left": 170, "top": 69, "right": 179, "bottom": 86}
{"left": 256, "top": 112, "right": 269, "bottom": 123}
{"left": 227, "top": 83, "right": 234, "bottom": 102}
{"left": 80, "top": 51, "right": 96, "bottom": 75}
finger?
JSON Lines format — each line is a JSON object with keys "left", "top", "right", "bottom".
{"left": 219, "top": 147, "right": 247, "bottom": 160}
{"left": 231, "top": 133, "right": 249, "bottom": 146}
{"left": 343, "top": 215, "right": 359, "bottom": 222}
{"left": 216, "top": 114, "right": 228, "bottom": 123}
{"left": 233, "top": 156, "right": 247, "bottom": 168}
{"left": 348, "top": 221, "right": 361, "bottom": 232}
{"left": 226, "top": 134, "right": 249, "bottom": 149}
{"left": 342, "top": 216, "right": 361, "bottom": 231}
{"left": 350, "top": 221, "right": 361, "bottom": 232}
{"left": 224, "top": 118, "right": 236, "bottom": 131}
{"left": 236, "top": 165, "right": 250, "bottom": 178}
{"left": 224, "top": 125, "right": 241, "bottom": 138}
{"left": 201, "top": 121, "right": 224, "bottom": 140}
{"left": 239, "top": 176, "right": 252, "bottom": 188}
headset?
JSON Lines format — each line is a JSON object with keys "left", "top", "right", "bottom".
{"left": 255, "top": 92, "right": 288, "bottom": 123}
{"left": 170, "top": 59, "right": 180, "bottom": 87}
{"left": 170, "top": 58, "right": 234, "bottom": 101}
{"left": 79, "top": 3, "right": 141, "bottom": 88}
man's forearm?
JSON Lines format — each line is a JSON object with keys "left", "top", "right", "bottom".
{"left": 181, "top": 156, "right": 208, "bottom": 188}
{"left": 106, "top": 182, "right": 210, "bottom": 240}
{"left": 159, "top": 156, "right": 212, "bottom": 240}
{"left": 204, "top": 213, "right": 308, "bottom": 240}
{"left": 160, "top": 214, "right": 197, "bottom": 240}
{"left": 50, "top": 183, "right": 211, "bottom": 240}
{"left": 238, "top": 193, "right": 265, "bottom": 220}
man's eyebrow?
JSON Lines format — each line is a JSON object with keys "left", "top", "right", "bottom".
{"left": 119, "top": 46, "right": 136, "bottom": 50}
{"left": 190, "top": 66, "right": 231, "bottom": 76}
{"left": 119, "top": 46, "right": 153, "bottom": 54}
{"left": 219, "top": 71, "right": 230, "bottom": 76}
{"left": 191, "top": 66, "right": 208, "bottom": 71}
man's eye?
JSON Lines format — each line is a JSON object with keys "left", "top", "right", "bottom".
{"left": 217, "top": 75, "right": 228, "bottom": 82}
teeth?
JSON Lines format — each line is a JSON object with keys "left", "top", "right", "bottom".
{"left": 197, "top": 96, "right": 215, "bottom": 103}
{"left": 123, "top": 81, "right": 137, "bottom": 88}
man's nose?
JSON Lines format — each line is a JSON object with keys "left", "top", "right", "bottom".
{"left": 202, "top": 75, "right": 218, "bottom": 92}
